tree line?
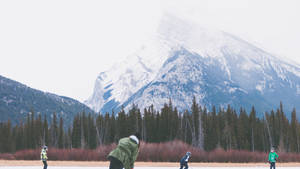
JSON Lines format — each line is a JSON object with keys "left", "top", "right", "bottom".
{"left": 1, "top": 98, "right": 300, "bottom": 153}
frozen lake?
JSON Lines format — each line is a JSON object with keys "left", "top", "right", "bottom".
{"left": 0, "top": 167, "right": 299, "bottom": 169}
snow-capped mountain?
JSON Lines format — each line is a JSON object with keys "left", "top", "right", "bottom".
{"left": 85, "top": 14, "right": 300, "bottom": 115}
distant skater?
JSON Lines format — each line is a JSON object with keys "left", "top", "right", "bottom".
{"left": 268, "top": 147, "right": 278, "bottom": 169}
{"left": 180, "top": 152, "right": 191, "bottom": 169}
{"left": 108, "top": 133, "right": 140, "bottom": 169}
{"left": 41, "top": 146, "right": 48, "bottom": 169}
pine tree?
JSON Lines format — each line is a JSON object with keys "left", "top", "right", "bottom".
{"left": 190, "top": 97, "right": 199, "bottom": 147}
{"left": 58, "top": 116, "right": 64, "bottom": 149}
{"left": 71, "top": 115, "right": 81, "bottom": 148}
{"left": 103, "top": 112, "right": 111, "bottom": 144}
{"left": 36, "top": 114, "right": 43, "bottom": 147}
{"left": 0, "top": 120, "right": 12, "bottom": 152}
{"left": 249, "top": 106, "right": 256, "bottom": 152}
{"left": 204, "top": 106, "right": 219, "bottom": 151}
{"left": 160, "top": 103, "right": 171, "bottom": 142}
{"left": 95, "top": 114, "right": 105, "bottom": 145}
{"left": 142, "top": 108, "right": 149, "bottom": 141}
{"left": 50, "top": 112, "right": 59, "bottom": 147}
{"left": 237, "top": 108, "right": 250, "bottom": 150}
{"left": 15, "top": 121, "right": 25, "bottom": 151}
{"left": 87, "top": 113, "right": 97, "bottom": 149}
{"left": 80, "top": 112, "right": 86, "bottom": 149}
{"left": 117, "top": 108, "right": 128, "bottom": 140}
{"left": 42, "top": 114, "right": 49, "bottom": 146}
{"left": 128, "top": 104, "right": 139, "bottom": 134}
{"left": 137, "top": 108, "right": 143, "bottom": 136}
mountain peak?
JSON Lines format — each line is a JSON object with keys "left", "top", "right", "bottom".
{"left": 156, "top": 13, "right": 262, "bottom": 62}
{"left": 85, "top": 14, "right": 300, "bottom": 116}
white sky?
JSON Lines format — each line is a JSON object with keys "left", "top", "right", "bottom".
{"left": 0, "top": 0, "right": 299, "bottom": 102}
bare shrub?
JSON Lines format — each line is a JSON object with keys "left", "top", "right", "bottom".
{"left": 278, "top": 152, "right": 300, "bottom": 162}
{"left": 15, "top": 149, "right": 39, "bottom": 160}
{"left": 4, "top": 141, "right": 300, "bottom": 162}
{"left": 0, "top": 153, "right": 15, "bottom": 160}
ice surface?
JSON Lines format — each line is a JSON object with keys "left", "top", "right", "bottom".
{"left": 0, "top": 166, "right": 299, "bottom": 169}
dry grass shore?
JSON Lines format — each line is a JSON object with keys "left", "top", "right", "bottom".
{"left": 0, "top": 160, "right": 300, "bottom": 167}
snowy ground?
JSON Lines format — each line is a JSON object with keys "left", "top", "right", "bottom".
{"left": 0, "top": 167, "right": 299, "bottom": 169}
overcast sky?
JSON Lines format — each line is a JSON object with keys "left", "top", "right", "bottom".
{"left": 0, "top": 0, "right": 299, "bottom": 102}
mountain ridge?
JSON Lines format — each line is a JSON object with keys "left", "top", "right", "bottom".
{"left": 0, "top": 75, "right": 94, "bottom": 125}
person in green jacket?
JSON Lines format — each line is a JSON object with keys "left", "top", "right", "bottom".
{"left": 41, "top": 146, "right": 48, "bottom": 169}
{"left": 268, "top": 147, "right": 278, "bottom": 169}
{"left": 108, "top": 133, "right": 140, "bottom": 169}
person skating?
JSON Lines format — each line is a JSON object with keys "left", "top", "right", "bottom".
{"left": 41, "top": 146, "right": 48, "bottom": 169}
{"left": 108, "top": 133, "right": 141, "bottom": 169}
{"left": 268, "top": 147, "right": 278, "bottom": 169}
{"left": 180, "top": 152, "right": 191, "bottom": 169}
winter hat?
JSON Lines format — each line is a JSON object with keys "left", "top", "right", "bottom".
{"left": 129, "top": 132, "right": 141, "bottom": 145}
{"left": 43, "top": 146, "right": 48, "bottom": 150}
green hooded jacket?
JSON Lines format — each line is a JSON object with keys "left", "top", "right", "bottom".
{"left": 268, "top": 152, "right": 278, "bottom": 162}
{"left": 108, "top": 137, "right": 139, "bottom": 169}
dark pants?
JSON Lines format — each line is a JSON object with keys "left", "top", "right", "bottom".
{"left": 42, "top": 161, "right": 47, "bottom": 169}
{"left": 270, "top": 162, "right": 275, "bottom": 169}
{"left": 180, "top": 162, "right": 188, "bottom": 169}
{"left": 109, "top": 156, "right": 124, "bottom": 169}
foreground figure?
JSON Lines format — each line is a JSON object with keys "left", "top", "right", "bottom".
{"left": 40, "top": 146, "right": 48, "bottom": 169}
{"left": 180, "top": 152, "right": 191, "bottom": 169}
{"left": 268, "top": 147, "right": 278, "bottom": 169}
{"left": 108, "top": 133, "right": 140, "bottom": 169}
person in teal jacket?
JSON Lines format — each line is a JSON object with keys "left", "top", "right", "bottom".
{"left": 108, "top": 133, "right": 140, "bottom": 169}
{"left": 268, "top": 147, "right": 278, "bottom": 169}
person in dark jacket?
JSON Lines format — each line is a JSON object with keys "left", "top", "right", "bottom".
{"left": 108, "top": 133, "right": 140, "bottom": 169}
{"left": 180, "top": 152, "right": 191, "bottom": 169}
